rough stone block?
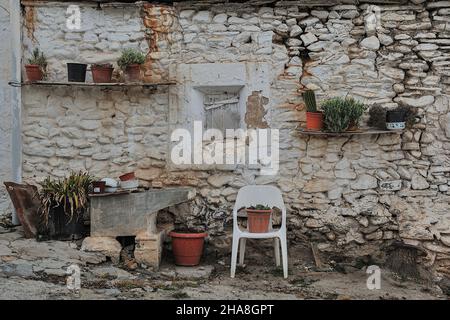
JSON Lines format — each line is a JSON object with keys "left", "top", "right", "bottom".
{"left": 81, "top": 237, "right": 122, "bottom": 264}
{"left": 134, "top": 230, "right": 164, "bottom": 269}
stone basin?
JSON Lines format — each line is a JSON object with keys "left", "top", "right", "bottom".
{"left": 89, "top": 187, "right": 196, "bottom": 237}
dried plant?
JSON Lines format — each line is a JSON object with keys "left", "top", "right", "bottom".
{"left": 39, "top": 171, "right": 93, "bottom": 225}
{"left": 394, "top": 105, "right": 418, "bottom": 128}
{"left": 367, "top": 104, "right": 387, "bottom": 129}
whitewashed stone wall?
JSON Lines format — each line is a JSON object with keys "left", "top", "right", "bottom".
{"left": 22, "top": 3, "right": 148, "bottom": 82}
{"left": 20, "top": 1, "right": 450, "bottom": 276}
{"left": 0, "top": 0, "right": 12, "bottom": 219}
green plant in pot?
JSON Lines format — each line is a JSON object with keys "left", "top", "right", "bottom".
{"left": 117, "top": 49, "right": 146, "bottom": 82}
{"left": 321, "top": 96, "right": 367, "bottom": 132}
{"left": 346, "top": 98, "right": 367, "bottom": 131}
{"left": 38, "top": 171, "right": 93, "bottom": 240}
{"left": 303, "top": 90, "right": 323, "bottom": 131}
{"left": 246, "top": 204, "right": 272, "bottom": 233}
{"left": 25, "top": 48, "right": 47, "bottom": 82}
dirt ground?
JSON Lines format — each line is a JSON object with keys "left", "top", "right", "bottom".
{"left": 0, "top": 226, "right": 447, "bottom": 300}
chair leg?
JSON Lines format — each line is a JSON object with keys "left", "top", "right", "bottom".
{"left": 239, "top": 238, "right": 246, "bottom": 266}
{"left": 230, "top": 235, "right": 239, "bottom": 278}
{"left": 280, "top": 235, "right": 288, "bottom": 278}
{"left": 274, "top": 238, "right": 280, "bottom": 267}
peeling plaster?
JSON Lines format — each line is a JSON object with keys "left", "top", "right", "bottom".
{"left": 245, "top": 91, "right": 269, "bottom": 129}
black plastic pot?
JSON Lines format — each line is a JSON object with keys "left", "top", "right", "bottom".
{"left": 386, "top": 110, "right": 405, "bottom": 123}
{"left": 67, "top": 63, "right": 87, "bottom": 82}
{"left": 46, "top": 205, "right": 86, "bottom": 240}
{"left": 386, "top": 110, "right": 406, "bottom": 130}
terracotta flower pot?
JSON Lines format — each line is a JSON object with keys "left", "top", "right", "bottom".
{"left": 169, "top": 231, "right": 207, "bottom": 266}
{"left": 125, "top": 64, "right": 141, "bottom": 82}
{"left": 306, "top": 111, "right": 323, "bottom": 131}
{"left": 347, "top": 120, "right": 359, "bottom": 132}
{"left": 246, "top": 209, "right": 272, "bottom": 233}
{"left": 119, "top": 172, "right": 135, "bottom": 182}
{"left": 91, "top": 65, "right": 114, "bottom": 83}
{"left": 25, "top": 65, "right": 43, "bottom": 82}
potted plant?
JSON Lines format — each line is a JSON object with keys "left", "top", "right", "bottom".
{"left": 303, "top": 90, "right": 323, "bottom": 131}
{"left": 25, "top": 48, "right": 47, "bottom": 82}
{"left": 386, "top": 105, "right": 416, "bottom": 130}
{"left": 346, "top": 97, "right": 367, "bottom": 131}
{"left": 169, "top": 229, "right": 207, "bottom": 266}
{"left": 321, "top": 97, "right": 367, "bottom": 132}
{"left": 367, "top": 104, "right": 387, "bottom": 130}
{"left": 117, "top": 48, "right": 146, "bottom": 82}
{"left": 92, "top": 180, "right": 106, "bottom": 194}
{"left": 67, "top": 63, "right": 88, "bottom": 82}
{"left": 91, "top": 63, "right": 114, "bottom": 83}
{"left": 38, "top": 171, "right": 93, "bottom": 240}
{"left": 246, "top": 204, "right": 272, "bottom": 233}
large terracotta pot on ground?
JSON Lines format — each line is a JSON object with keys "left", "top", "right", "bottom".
{"left": 25, "top": 65, "right": 43, "bottom": 82}
{"left": 306, "top": 111, "right": 324, "bottom": 131}
{"left": 124, "top": 64, "right": 141, "bottom": 82}
{"left": 169, "top": 231, "right": 207, "bottom": 266}
{"left": 246, "top": 209, "right": 272, "bottom": 233}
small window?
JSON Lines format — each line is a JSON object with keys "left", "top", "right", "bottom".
{"left": 203, "top": 91, "right": 241, "bottom": 134}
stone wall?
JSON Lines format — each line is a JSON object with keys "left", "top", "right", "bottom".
{"left": 20, "top": 1, "right": 450, "bottom": 276}
{"left": 0, "top": 0, "right": 12, "bottom": 219}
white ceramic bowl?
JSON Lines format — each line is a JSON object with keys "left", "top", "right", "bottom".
{"left": 105, "top": 187, "right": 118, "bottom": 193}
{"left": 120, "top": 179, "right": 139, "bottom": 190}
{"left": 101, "top": 178, "right": 119, "bottom": 188}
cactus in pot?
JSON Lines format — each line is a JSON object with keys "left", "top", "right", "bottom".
{"left": 303, "top": 90, "right": 323, "bottom": 131}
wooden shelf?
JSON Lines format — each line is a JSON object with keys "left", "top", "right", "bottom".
{"left": 297, "top": 128, "right": 404, "bottom": 137}
{"left": 13, "top": 81, "right": 176, "bottom": 88}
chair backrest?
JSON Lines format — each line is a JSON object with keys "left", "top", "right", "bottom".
{"left": 233, "top": 185, "right": 286, "bottom": 229}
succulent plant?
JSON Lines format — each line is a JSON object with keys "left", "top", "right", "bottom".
{"left": 117, "top": 49, "right": 146, "bottom": 69}
{"left": 27, "top": 48, "right": 47, "bottom": 68}
{"left": 247, "top": 204, "right": 272, "bottom": 210}
{"left": 303, "top": 90, "right": 318, "bottom": 113}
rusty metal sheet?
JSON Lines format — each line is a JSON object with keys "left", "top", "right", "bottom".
{"left": 4, "top": 182, "right": 41, "bottom": 238}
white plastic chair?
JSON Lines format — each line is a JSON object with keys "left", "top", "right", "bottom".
{"left": 230, "top": 185, "right": 288, "bottom": 278}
